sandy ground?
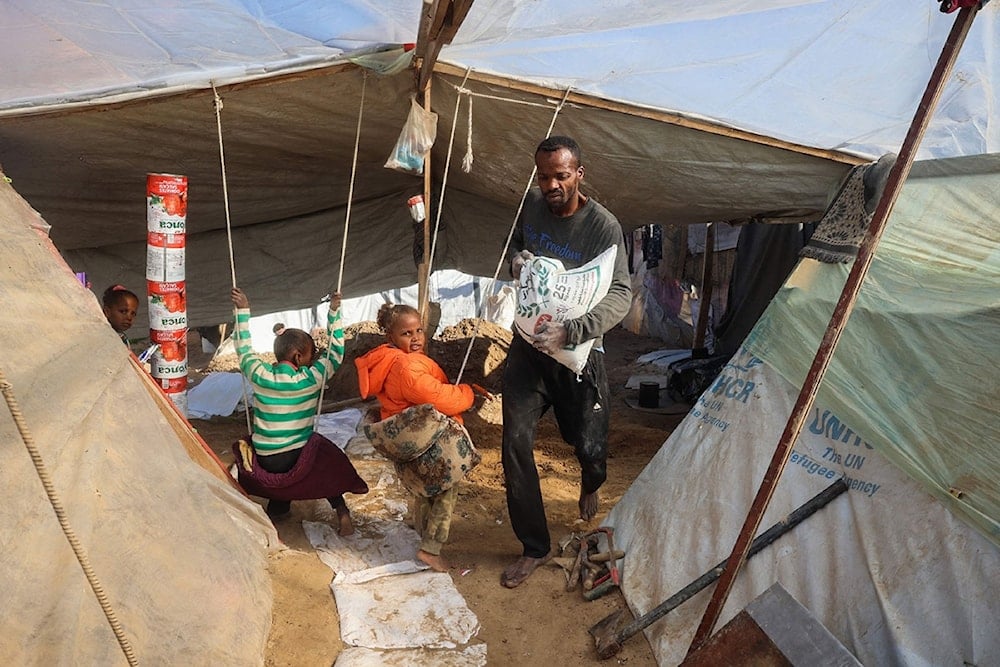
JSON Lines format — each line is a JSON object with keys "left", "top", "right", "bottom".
{"left": 188, "top": 323, "right": 687, "bottom": 667}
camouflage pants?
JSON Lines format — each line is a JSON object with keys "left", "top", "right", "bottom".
{"left": 415, "top": 484, "right": 460, "bottom": 555}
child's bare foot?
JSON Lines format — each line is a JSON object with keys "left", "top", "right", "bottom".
{"left": 579, "top": 488, "right": 600, "bottom": 521}
{"left": 336, "top": 509, "right": 354, "bottom": 536}
{"left": 417, "top": 549, "right": 450, "bottom": 572}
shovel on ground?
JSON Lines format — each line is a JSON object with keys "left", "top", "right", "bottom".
{"left": 589, "top": 478, "right": 848, "bottom": 659}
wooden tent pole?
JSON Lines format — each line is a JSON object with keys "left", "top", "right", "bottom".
{"left": 418, "top": 78, "right": 433, "bottom": 325}
{"left": 692, "top": 222, "right": 715, "bottom": 352}
{"left": 687, "top": 4, "right": 982, "bottom": 656}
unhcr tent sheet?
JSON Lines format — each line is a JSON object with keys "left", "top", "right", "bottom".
{"left": 747, "top": 154, "right": 1000, "bottom": 543}
{"left": 605, "top": 154, "right": 1000, "bottom": 665}
{"left": 0, "top": 179, "right": 279, "bottom": 664}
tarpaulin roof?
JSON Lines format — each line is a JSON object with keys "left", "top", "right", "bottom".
{"left": 0, "top": 2, "right": 996, "bottom": 327}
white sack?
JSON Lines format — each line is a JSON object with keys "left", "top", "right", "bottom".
{"left": 513, "top": 245, "right": 616, "bottom": 374}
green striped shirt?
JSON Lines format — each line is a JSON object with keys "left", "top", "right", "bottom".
{"left": 234, "top": 307, "right": 344, "bottom": 455}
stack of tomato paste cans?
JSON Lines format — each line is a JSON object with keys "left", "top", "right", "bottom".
{"left": 146, "top": 173, "right": 189, "bottom": 416}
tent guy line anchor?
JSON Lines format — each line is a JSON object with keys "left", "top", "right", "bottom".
{"left": 685, "top": 4, "right": 984, "bottom": 655}
{"left": 0, "top": 367, "right": 139, "bottom": 666}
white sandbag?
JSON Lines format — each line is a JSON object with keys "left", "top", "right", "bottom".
{"left": 513, "top": 245, "right": 617, "bottom": 374}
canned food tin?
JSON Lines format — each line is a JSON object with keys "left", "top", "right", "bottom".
{"left": 146, "top": 244, "right": 186, "bottom": 283}
{"left": 146, "top": 173, "right": 188, "bottom": 234}
{"left": 147, "top": 281, "right": 187, "bottom": 331}
{"left": 151, "top": 352, "right": 188, "bottom": 379}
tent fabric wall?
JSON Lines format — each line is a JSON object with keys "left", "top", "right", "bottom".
{"left": 745, "top": 154, "right": 1000, "bottom": 545}
{"left": 604, "top": 351, "right": 999, "bottom": 666}
{"left": 604, "top": 154, "right": 1000, "bottom": 664}
{"left": 0, "top": 179, "right": 278, "bottom": 664}
{"left": 0, "top": 67, "right": 850, "bottom": 330}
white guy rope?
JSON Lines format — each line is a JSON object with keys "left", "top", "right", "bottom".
{"left": 316, "top": 70, "right": 368, "bottom": 419}
{"left": 212, "top": 82, "right": 253, "bottom": 436}
{"left": 454, "top": 87, "right": 573, "bottom": 385}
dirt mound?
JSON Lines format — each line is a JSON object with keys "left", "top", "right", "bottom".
{"left": 431, "top": 318, "right": 511, "bottom": 392}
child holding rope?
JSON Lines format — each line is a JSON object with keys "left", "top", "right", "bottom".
{"left": 355, "top": 303, "right": 489, "bottom": 571}
{"left": 229, "top": 287, "right": 368, "bottom": 534}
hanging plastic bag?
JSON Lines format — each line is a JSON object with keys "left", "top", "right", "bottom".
{"left": 384, "top": 95, "right": 438, "bottom": 175}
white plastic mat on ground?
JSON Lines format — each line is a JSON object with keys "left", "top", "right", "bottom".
{"left": 333, "top": 571, "right": 479, "bottom": 649}
{"left": 335, "top": 644, "right": 487, "bottom": 667}
{"left": 304, "top": 470, "right": 484, "bottom": 660}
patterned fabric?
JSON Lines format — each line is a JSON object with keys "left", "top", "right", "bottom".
{"left": 234, "top": 305, "right": 344, "bottom": 455}
{"left": 365, "top": 404, "right": 481, "bottom": 497}
{"left": 415, "top": 485, "right": 460, "bottom": 554}
{"left": 801, "top": 154, "right": 896, "bottom": 264}
{"left": 800, "top": 164, "right": 870, "bottom": 263}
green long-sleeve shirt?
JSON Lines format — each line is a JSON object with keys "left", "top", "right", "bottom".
{"left": 234, "top": 306, "right": 344, "bottom": 455}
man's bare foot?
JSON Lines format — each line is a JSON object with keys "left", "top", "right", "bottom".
{"left": 500, "top": 552, "right": 553, "bottom": 588}
{"left": 579, "top": 489, "right": 600, "bottom": 521}
{"left": 336, "top": 509, "right": 354, "bottom": 537}
{"left": 417, "top": 549, "right": 450, "bottom": 572}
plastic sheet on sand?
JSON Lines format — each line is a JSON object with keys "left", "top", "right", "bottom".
{"left": 304, "top": 514, "right": 483, "bottom": 660}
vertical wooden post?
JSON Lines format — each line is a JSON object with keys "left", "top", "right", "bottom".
{"left": 418, "top": 79, "right": 433, "bottom": 326}
{"left": 692, "top": 222, "right": 715, "bottom": 352}
{"left": 686, "top": 5, "right": 981, "bottom": 656}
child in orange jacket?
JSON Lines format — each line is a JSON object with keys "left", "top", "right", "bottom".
{"left": 355, "top": 303, "right": 487, "bottom": 571}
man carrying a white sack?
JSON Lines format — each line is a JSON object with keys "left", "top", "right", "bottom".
{"left": 500, "top": 135, "right": 632, "bottom": 589}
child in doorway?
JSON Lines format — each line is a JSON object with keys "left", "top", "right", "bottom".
{"left": 102, "top": 284, "right": 139, "bottom": 346}
{"left": 230, "top": 287, "right": 368, "bottom": 535}
{"left": 354, "top": 303, "right": 488, "bottom": 571}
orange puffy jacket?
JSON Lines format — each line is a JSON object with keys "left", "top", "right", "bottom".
{"left": 355, "top": 344, "right": 474, "bottom": 424}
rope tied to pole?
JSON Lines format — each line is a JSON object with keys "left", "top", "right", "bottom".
{"left": 212, "top": 81, "right": 253, "bottom": 436}
{"left": 315, "top": 69, "right": 367, "bottom": 420}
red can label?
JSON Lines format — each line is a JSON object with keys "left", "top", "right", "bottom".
{"left": 148, "top": 280, "right": 184, "bottom": 293}
{"left": 149, "top": 329, "right": 187, "bottom": 345}
{"left": 158, "top": 377, "right": 189, "bottom": 393}
{"left": 147, "top": 173, "right": 188, "bottom": 234}
{"left": 151, "top": 352, "right": 188, "bottom": 379}
{"left": 147, "top": 280, "right": 187, "bottom": 331}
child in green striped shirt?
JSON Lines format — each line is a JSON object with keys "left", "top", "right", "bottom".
{"left": 230, "top": 287, "right": 368, "bottom": 534}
